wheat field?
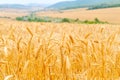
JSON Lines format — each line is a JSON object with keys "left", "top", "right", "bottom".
{"left": 36, "top": 7, "right": 120, "bottom": 24}
{"left": 0, "top": 19, "right": 120, "bottom": 80}
{"left": 0, "top": 9, "right": 29, "bottom": 19}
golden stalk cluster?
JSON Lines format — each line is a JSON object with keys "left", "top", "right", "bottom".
{"left": 0, "top": 21, "right": 120, "bottom": 80}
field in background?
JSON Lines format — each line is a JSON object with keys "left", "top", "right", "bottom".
{"left": 36, "top": 7, "right": 120, "bottom": 24}
{"left": 0, "top": 7, "right": 120, "bottom": 24}
{"left": 0, "top": 8, "right": 29, "bottom": 19}
{"left": 0, "top": 19, "right": 120, "bottom": 79}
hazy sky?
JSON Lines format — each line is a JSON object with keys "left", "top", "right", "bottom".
{"left": 0, "top": 0, "right": 72, "bottom": 4}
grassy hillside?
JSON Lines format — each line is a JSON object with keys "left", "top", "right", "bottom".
{"left": 88, "top": 4, "right": 120, "bottom": 10}
{"left": 48, "top": 0, "right": 120, "bottom": 9}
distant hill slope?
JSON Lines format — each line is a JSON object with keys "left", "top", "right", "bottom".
{"left": 0, "top": 3, "right": 48, "bottom": 10}
{"left": 0, "top": 4, "right": 27, "bottom": 9}
{"left": 48, "top": 0, "right": 120, "bottom": 9}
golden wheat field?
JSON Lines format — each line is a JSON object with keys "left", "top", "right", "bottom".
{"left": 36, "top": 7, "right": 120, "bottom": 24}
{"left": 0, "top": 9, "right": 29, "bottom": 19}
{"left": 0, "top": 19, "right": 120, "bottom": 80}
